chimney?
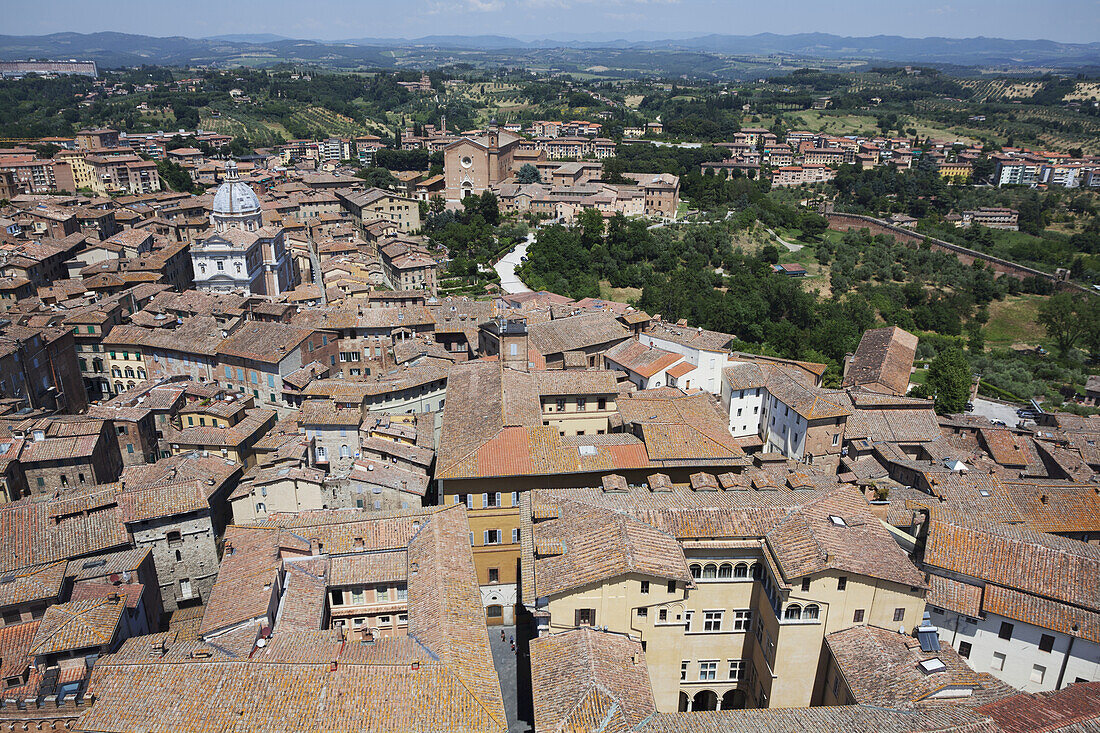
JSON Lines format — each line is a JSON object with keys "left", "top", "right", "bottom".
{"left": 1040, "top": 494, "right": 1048, "bottom": 504}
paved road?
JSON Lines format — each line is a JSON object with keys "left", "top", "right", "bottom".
{"left": 488, "top": 625, "right": 533, "bottom": 733}
{"left": 494, "top": 233, "right": 534, "bottom": 295}
{"left": 765, "top": 227, "right": 803, "bottom": 253}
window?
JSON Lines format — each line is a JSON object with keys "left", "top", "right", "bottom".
{"left": 717, "top": 563, "right": 732, "bottom": 579}
{"left": 511, "top": 492, "right": 519, "bottom": 507}
{"left": 667, "top": 580, "right": 676, "bottom": 593}
{"left": 998, "top": 622, "right": 1014, "bottom": 641}
{"left": 512, "top": 528, "right": 520, "bottom": 544}
{"left": 488, "top": 568, "right": 499, "bottom": 584}
{"left": 555, "top": 398, "right": 565, "bottom": 411}
{"left": 804, "top": 604, "right": 819, "bottom": 620}
{"left": 681, "top": 661, "right": 688, "bottom": 681}
{"left": 991, "top": 651, "right": 1006, "bottom": 671}
{"left": 484, "top": 529, "right": 501, "bottom": 545}
{"left": 728, "top": 659, "right": 744, "bottom": 681}
{"left": 958, "top": 641, "right": 972, "bottom": 659}
{"left": 179, "top": 579, "right": 192, "bottom": 598}
{"left": 637, "top": 607, "right": 648, "bottom": 618}
{"left": 576, "top": 608, "right": 596, "bottom": 626}
{"left": 703, "top": 610, "right": 723, "bottom": 632}
{"left": 689, "top": 564, "right": 701, "bottom": 579}
{"left": 853, "top": 609, "right": 865, "bottom": 623}
{"left": 732, "top": 610, "right": 752, "bottom": 631}
{"left": 784, "top": 605, "right": 802, "bottom": 620}
{"left": 684, "top": 610, "right": 693, "bottom": 629}
{"left": 166, "top": 531, "right": 183, "bottom": 547}
{"left": 577, "top": 398, "right": 586, "bottom": 412}
{"left": 598, "top": 398, "right": 606, "bottom": 410}
{"left": 1039, "top": 634, "right": 1055, "bottom": 653}
{"left": 893, "top": 608, "right": 905, "bottom": 623}
{"left": 640, "top": 581, "right": 650, "bottom": 594}
{"left": 1031, "top": 664, "right": 1046, "bottom": 684}
{"left": 801, "top": 577, "right": 811, "bottom": 592}
{"left": 837, "top": 576, "right": 847, "bottom": 591}
{"left": 702, "top": 564, "right": 718, "bottom": 579}
{"left": 832, "top": 433, "right": 840, "bottom": 447}
{"left": 699, "top": 661, "right": 717, "bottom": 680}
{"left": 733, "top": 563, "right": 748, "bottom": 578}
{"left": 396, "top": 584, "right": 407, "bottom": 601}
{"left": 376, "top": 585, "right": 389, "bottom": 602}
{"left": 658, "top": 609, "right": 668, "bottom": 622}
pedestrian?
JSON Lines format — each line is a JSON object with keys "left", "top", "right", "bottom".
{"left": 511, "top": 641, "right": 515, "bottom": 652}
{"left": 500, "top": 630, "right": 505, "bottom": 642}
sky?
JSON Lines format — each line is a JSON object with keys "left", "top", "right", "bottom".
{"left": 5, "top": 0, "right": 1099, "bottom": 43}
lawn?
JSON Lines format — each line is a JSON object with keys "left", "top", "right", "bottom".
{"left": 599, "top": 281, "right": 642, "bottom": 304}
{"left": 983, "top": 295, "right": 1048, "bottom": 347}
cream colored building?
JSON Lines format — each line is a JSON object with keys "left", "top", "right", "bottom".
{"left": 521, "top": 478, "right": 927, "bottom": 712}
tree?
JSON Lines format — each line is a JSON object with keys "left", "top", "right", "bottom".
{"left": 516, "top": 163, "right": 541, "bottom": 184}
{"left": 155, "top": 159, "right": 197, "bottom": 193}
{"left": 925, "top": 347, "right": 972, "bottom": 415}
{"left": 1037, "top": 293, "right": 1083, "bottom": 357}
{"left": 355, "top": 166, "right": 397, "bottom": 190}
{"left": 578, "top": 208, "right": 605, "bottom": 245}
{"left": 1078, "top": 297, "right": 1100, "bottom": 362}
{"left": 760, "top": 244, "right": 780, "bottom": 264}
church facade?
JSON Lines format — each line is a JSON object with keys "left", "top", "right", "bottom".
{"left": 191, "top": 161, "right": 296, "bottom": 295}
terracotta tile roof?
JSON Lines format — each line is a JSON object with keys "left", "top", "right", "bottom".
{"left": 603, "top": 340, "right": 683, "bottom": 379}
{"left": 843, "top": 326, "right": 918, "bottom": 395}
{"left": 922, "top": 518, "right": 1100, "bottom": 610}
{"left": 1001, "top": 479, "right": 1100, "bottom": 535}
{"left": 217, "top": 322, "right": 317, "bottom": 363}
{"left": 827, "top": 624, "right": 987, "bottom": 707}
{"left": 983, "top": 583, "right": 1100, "bottom": 644}
{"left": 65, "top": 548, "right": 150, "bottom": 582}
{"left": 0, "top": 619, "right": 40, "bottom": 679}
{"left": 529, "top": 499, "right": 691, "bottom": 598}
{"left": 978, "top": 681, "right": 1100, "bottom": 733}
{"left": 530, "top": 628, "right": 656, "bottom": 733}
{"left": 634, "top": 707, "right": 998, "bottom": 732}
{"left": 0, "top": 495, "right": 129, "bottom": 573}
{"left": 329, "top": 550, "right": 408, "bottom": 587}
{"left": 70, "top": 579, "right": 145, "bottom": 609}
{"left": 30, "top": 597, "right": 124, "bottom": 655}
{"left": 765, "top": 487, "right": 926, "bottom": 588}
{"left": 0, "top": 561, "right": 67, "bottom": 608}
{"left": 926, "top": 574, "right": 982, "bottom": 617}
{"left": 645, "top": 321, "right": 734, "bottom": 352}
{"left": 617, "top": 391, "right": 747, "bottom": 464}
{"left": 529, "top": 313, "right": 629, "bottom": 356}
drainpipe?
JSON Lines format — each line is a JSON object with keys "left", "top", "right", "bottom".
{"left": 1055, "top": 634, "right": 1076, "bottom": 690}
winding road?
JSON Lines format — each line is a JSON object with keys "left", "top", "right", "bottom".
{"left": 494, "top": 232, "right": 534, "bottom": 294}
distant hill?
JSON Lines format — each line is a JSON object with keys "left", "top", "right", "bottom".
{"left": 203, "top": 33, "right": 290, "bottom": 44}
{"left": 1, "top": 30, "right": 1097, "bottom": 70}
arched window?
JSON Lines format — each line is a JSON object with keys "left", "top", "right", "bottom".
{"left": 702, "top": 564, "right": 718, "bottom": 579}
{"left": 127, "top": 381, "right": 135, "bottom": 389}
{"left": 112, "top": 366, "right": 122, "bottom": 377}
{"left": 114, "top": 381, "right": 124, "bottom": 393}
{"left": 803, "top": 604, "right": 820, "bottom": 620}
{"left": 717, "top": 563, "right": 732, "bottom": 579}
{"left": 340, "top": 444, "right": 350, "bottom": 458}
{"left": 750, "top": 562, "right": 763, "bottom": 580}
{"left": 733, "top": 563, "right": 748, "bottom": 578}
{"left": 124, "top": 367, "right": 134, "bottom": 378}
{"left": 137, "top": 368, "right": 146, "bottom": 379}
{"left": 784, "top": 604, "right": 802, "bottom": 620}
{"left": 689, "top": 564, "right": 702, "bottom": 579}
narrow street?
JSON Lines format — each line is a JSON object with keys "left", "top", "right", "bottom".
{"left": 494, "top": 232, "right": 534, "bottom": 294}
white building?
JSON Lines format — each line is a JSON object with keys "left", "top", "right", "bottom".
{"left": 638, "top": 323, "right": 736, "bottom": 394}
{"left": 191, "top": 161, "right": 296, "bottom": 295}
{"left": 923, "top": 518, "right": 1100, "bottom": 694}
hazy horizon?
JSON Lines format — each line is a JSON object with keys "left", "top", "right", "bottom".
{"left": 5, "top": 0, "right": 1099, "bottom": 45}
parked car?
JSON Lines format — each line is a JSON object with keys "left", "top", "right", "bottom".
{"left": 991, "top": 418, "right": 1007, "bottom": 426}
{"left": 965, "top": 402, "right": 975, "bottom": 412}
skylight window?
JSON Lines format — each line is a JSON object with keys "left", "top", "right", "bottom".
{"left": 828, "top": 515, "right": 847, "bottom": 527}
{"left": 979, "top": 490, "right": 991, "bottom": 497}
{"left": 918, "top": 658, "right": 947, "bottom": 674}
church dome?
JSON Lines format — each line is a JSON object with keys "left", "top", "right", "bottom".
{"left": 212, "top": 161, "right": 260, "bottom": 216}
